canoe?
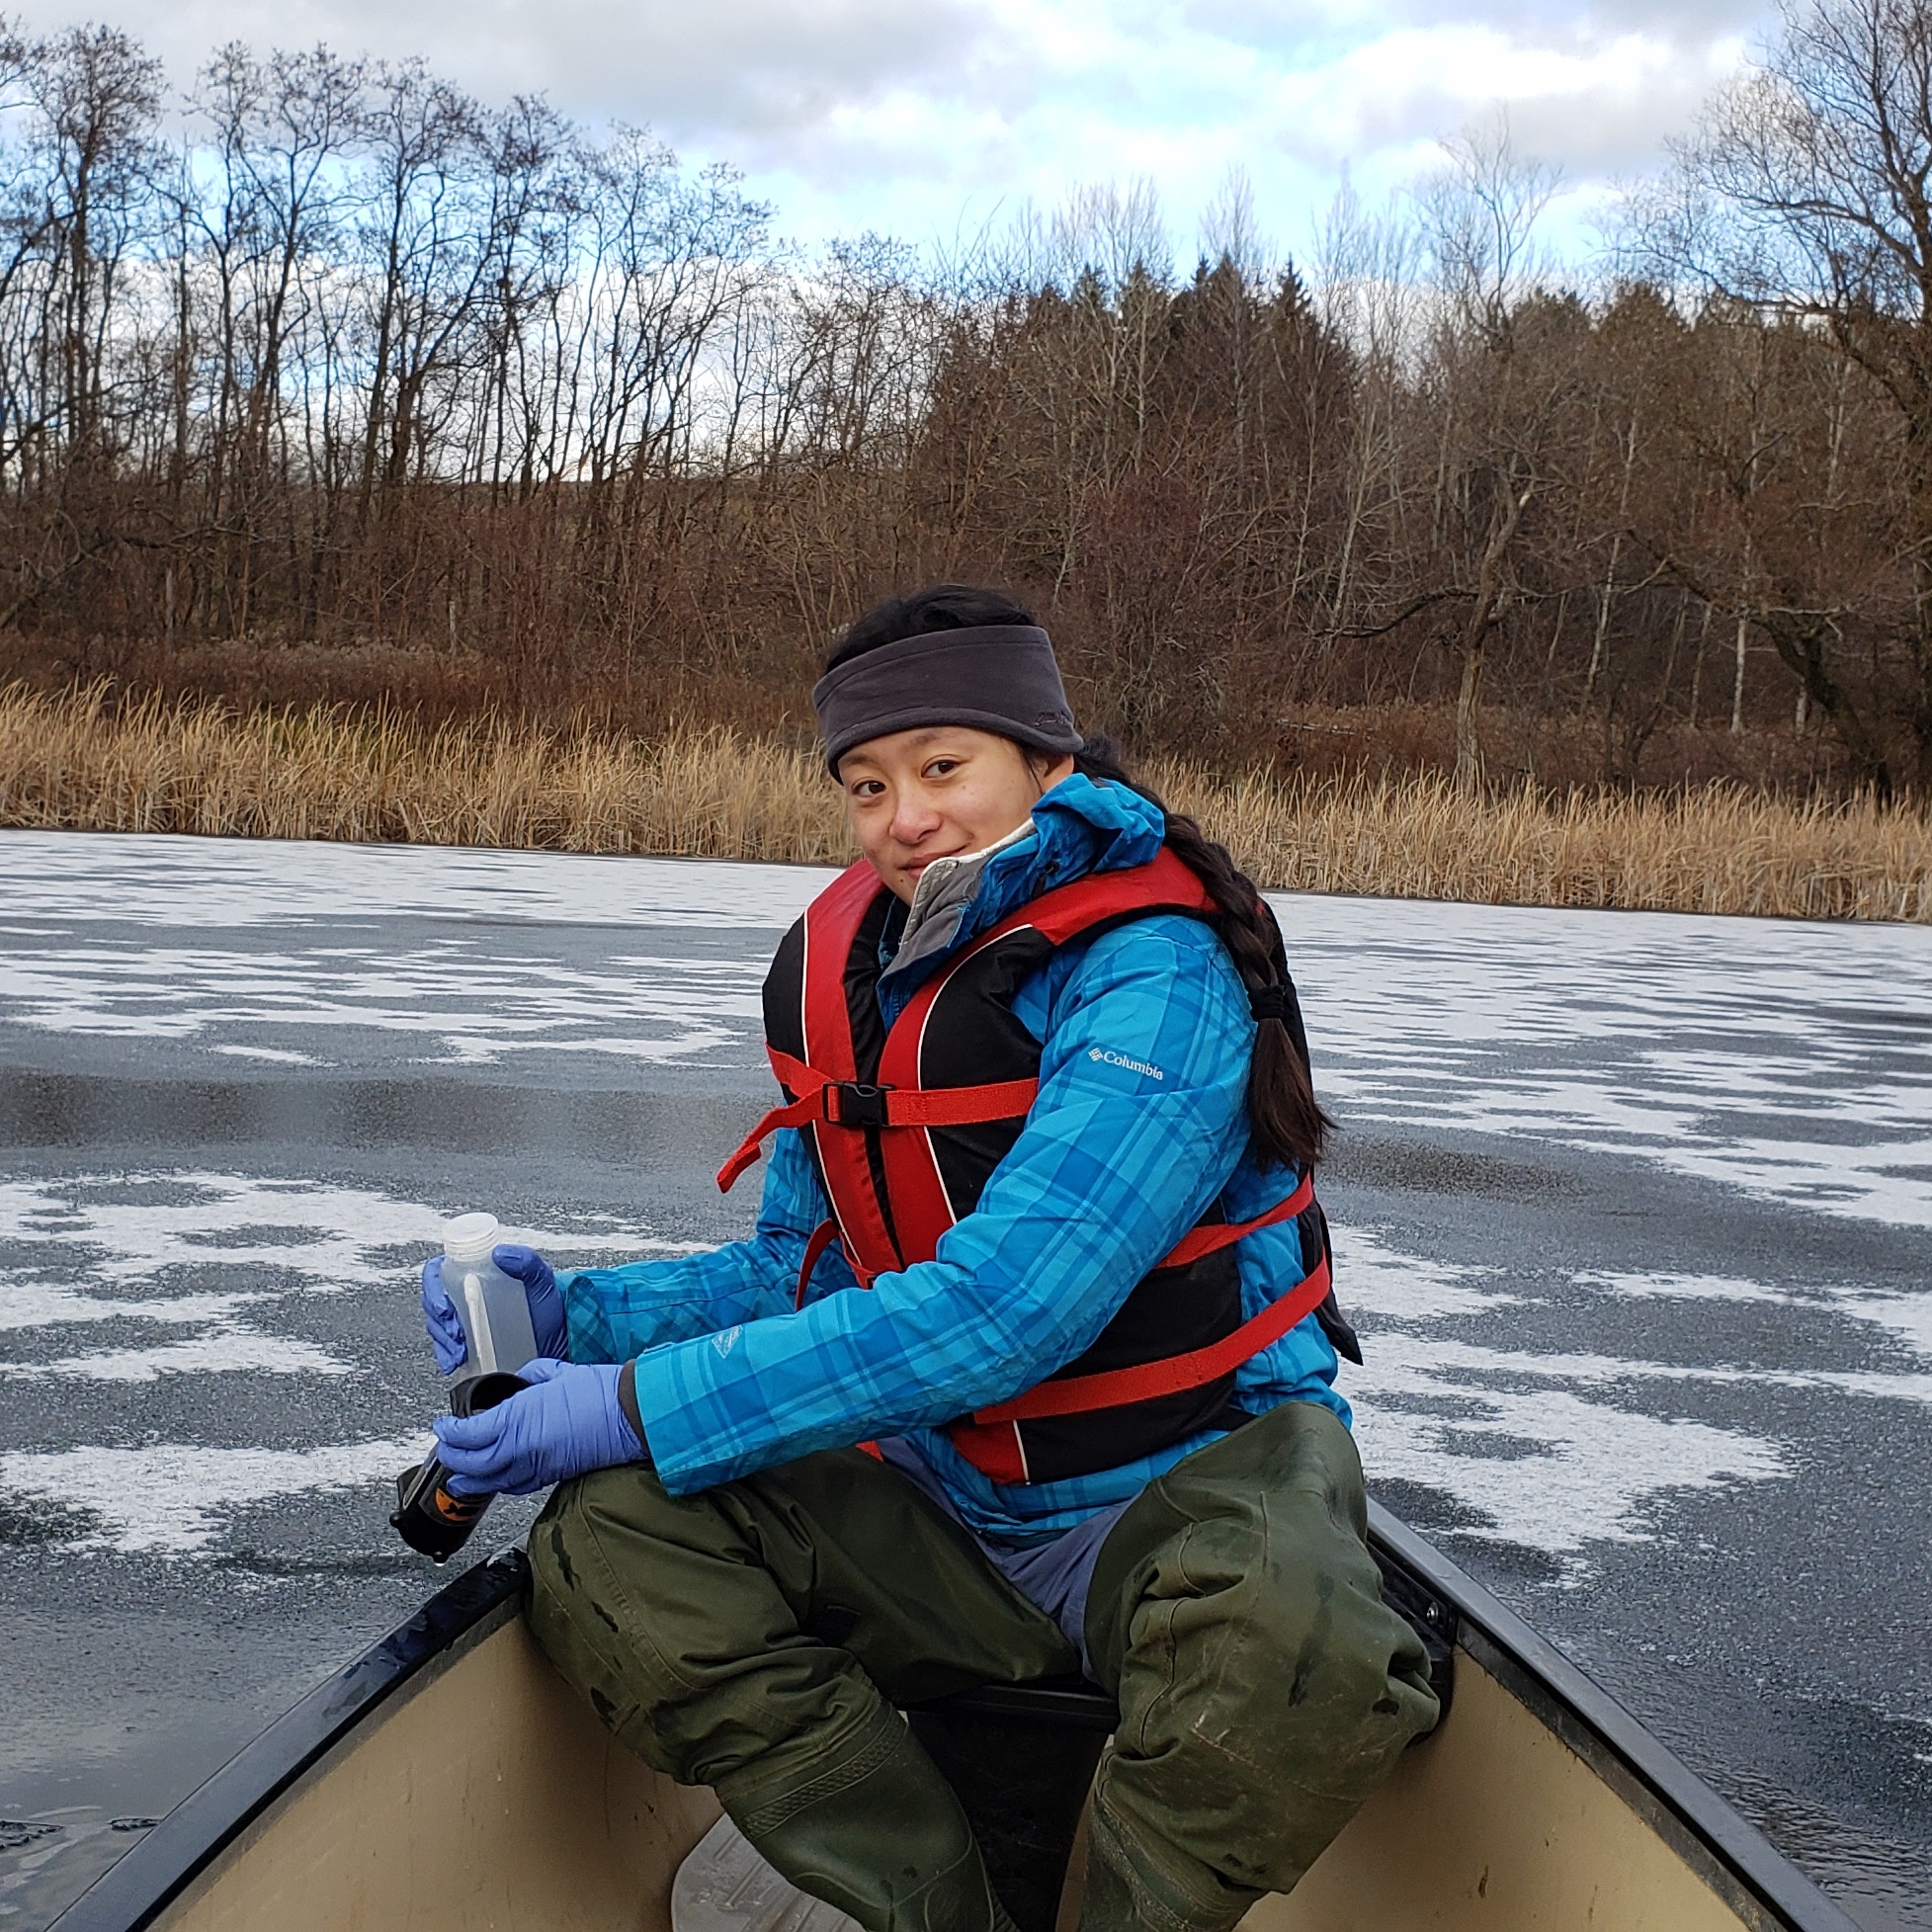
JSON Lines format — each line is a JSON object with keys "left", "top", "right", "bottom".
{"left": 46, "top": 1503, "right": 1858, "bottom": 1932}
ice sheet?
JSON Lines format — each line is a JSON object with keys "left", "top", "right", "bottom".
{"left": 0, "top": 830, "right": 835, "bottom": 928}
{"left": 2, "top": 836, "right": 1926, "bottom": 1577}
{"left": 6, "top": 839, "right": 1927, "bottom": 1233}
{"left": 1276, "top": 891, "right": 1932, "bottom": 1228}
{"left": 0, "top": 943, "right": 767, "bottom": 1064}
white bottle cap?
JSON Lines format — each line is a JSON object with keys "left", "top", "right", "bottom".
{"left": 443, "top": 1213, "right": 500, "bottom": 1266}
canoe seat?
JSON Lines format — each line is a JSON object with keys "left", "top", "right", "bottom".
{"left": 903, "top": 1677, "right": 1115, "bottom": 1932}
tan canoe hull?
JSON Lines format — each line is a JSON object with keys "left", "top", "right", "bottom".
{"left": 52, "top": 1512, "right": 1850, "bottom": 1932}
{"left": 148, "top": 1612, "right": 1777, "bottom": 1932}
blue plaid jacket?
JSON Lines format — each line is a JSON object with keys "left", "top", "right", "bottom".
{"left": 562, "top": 774, "right": 1347, "bottom": 1544}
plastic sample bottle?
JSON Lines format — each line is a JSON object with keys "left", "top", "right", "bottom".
{"left": 442, "top": 1212, "right": 540, "bottom": 1388}
{"left": 390, "top": 1211, "right": 544, "bottom": 1563}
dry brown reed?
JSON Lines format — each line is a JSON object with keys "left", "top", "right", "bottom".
{"left": 3, "top": 685, "right": 1927, "bottom": 922}
{"left": 0, "top": 684, "right": 852, "bottom": 865}
{"left": 1156, "top": 762, "right": 1932, "bottom": 923}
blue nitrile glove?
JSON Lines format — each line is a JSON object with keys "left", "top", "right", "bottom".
{"left": 432, "top": 1358, "right": 643, "bottom": 1497}
{"left": 490, "top": 1245, "right": 567, "bottom": 1357}
{"left": 420, "top": 1259, "right": 467, "bottom": 1374}
{"left": 420, "top": 1244, "right": 567, "bottom": 1375}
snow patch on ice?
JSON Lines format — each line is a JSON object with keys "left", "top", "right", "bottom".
{"left": 1832, "top": 1293, "right": 1932, "bottom": 1360}
{"left": 0, "top": 1283, "right": 263, "bottom": 1331}
{"left": 0, "top": 1173, "right": 449, "bottom": 1288}
{"left": 0, "top": 1172, "right": 694, "bottom": 1297}
{"left": 0, "top": 1171, "right": 707, "bottom": 1408}
{"left": 1575, "top": 1271, "right": 1793, "bottom": 1303}
{"left": 1350, "top": 1338, "right": 1789, "bottom": 1563}
{"left": 0, "top": 831, "right": 834, "bottom": 929}
{"left": 3, "top": 1330, "right": 352, "bottom": 1382}
{"left": 1330, "top": 1230, "right": 1515, "bottom": 1321}
{"left": 0, "top": 1439, "right": 419, "bottom": 1553}
{"left": 1333, "top": 1219, "right": 1932, "bottom": 1569}
{"left": 1576, "top": 1267, "right": 1932, "bottom": 1363}
{"left": 0, "top": 941, "right": 768, "bottom": 1064}
{"left": 1344, "top": 1291, "right": 1793, "bottom": 1565}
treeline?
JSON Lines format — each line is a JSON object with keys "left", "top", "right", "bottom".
{"left": 1, "top": 0, "right": 1930, "bottom": 796}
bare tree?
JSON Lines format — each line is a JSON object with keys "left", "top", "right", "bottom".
{"left": 1418, "top": 119, "right": 1562, "bottom": 791}
{"left": 1652, "top": 0, "right": 1932, "bottom": 787}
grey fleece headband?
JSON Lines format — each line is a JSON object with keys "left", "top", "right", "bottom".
{"left": 813, "top": 625, "right": 1082, "bottom": 775}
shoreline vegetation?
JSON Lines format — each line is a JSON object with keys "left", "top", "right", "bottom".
{"left": 2, "top": 13, "right": 1932, "bottom": 803}
{"left": 3, "top": 687, "right": 1927, "bottom": 924}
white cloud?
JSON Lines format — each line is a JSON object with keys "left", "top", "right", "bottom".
{"left": 12, "top": 0, "right": 1769, "bottom": 258}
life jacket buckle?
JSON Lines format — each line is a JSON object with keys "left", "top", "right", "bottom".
{"left": 824, "top": 1080, "right": 891, "bottom": 1128}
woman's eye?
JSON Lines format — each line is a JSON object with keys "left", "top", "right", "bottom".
{"left": 925, "top": 760, "right": 961, "bottom": 779}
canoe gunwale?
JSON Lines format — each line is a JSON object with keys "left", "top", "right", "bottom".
{"left": 1366, "top": 1503, "right": 1861, "bottom": 1932}
{"left": 45, "top": 1550, "right": 532, "bottom": 1932}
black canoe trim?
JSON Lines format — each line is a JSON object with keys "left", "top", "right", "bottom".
{"left": 1366, "top": 1502, "right": 1861, "bottom": 1932}
{"left": 47, "top": 1550, "right": 531, "bottom": 1932}
{"left": 48, "top": 1516, "right": 1862, "bottom": 1932}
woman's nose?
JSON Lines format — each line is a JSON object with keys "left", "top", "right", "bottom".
{"left": 890, "top": 791, "right": 941, "bottom": 845}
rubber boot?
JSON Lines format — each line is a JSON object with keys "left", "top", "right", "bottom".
{"left": 730, "top": 1713, "right": 1018, "bottom": 1932}
{"left": 1077, "top": 1801, "right": 1259, "bottom": 1932}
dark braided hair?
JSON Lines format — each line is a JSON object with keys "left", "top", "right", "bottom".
{"left": 829, "top": 585, "right": 1333, "bottom": 1173}
{"left": 1070, "top": 732, "right": 1332, "bottom": 1171}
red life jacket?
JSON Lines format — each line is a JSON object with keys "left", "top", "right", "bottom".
{"left": 716, "top": 848, "right": 1339, "bottom": 1486}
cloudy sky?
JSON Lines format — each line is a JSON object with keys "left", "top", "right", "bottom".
{"left": 27, "top": 0, "right": 1770, "bottom": 259}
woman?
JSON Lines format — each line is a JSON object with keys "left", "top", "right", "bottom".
{"left": 423, "top": 586, "right": 1439, "bottom": 1932}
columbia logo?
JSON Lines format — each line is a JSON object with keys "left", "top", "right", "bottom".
{"left": 1089, "top": 1047, "right": 1164, "bottom": 1081}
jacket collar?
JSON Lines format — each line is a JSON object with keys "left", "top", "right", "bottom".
{"left": 875, "top": 774, "right": 1165, "bottom": 1018}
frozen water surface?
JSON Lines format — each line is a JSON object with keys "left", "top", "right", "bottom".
{"left": 0, "top": 829, "right": 832, "bottom": 929}
{"left": 0, "top": 830, "right": 1927, "bottom": 1930}
{"left": 1284, "top": 893, "right": 1932, "bottom": 1227}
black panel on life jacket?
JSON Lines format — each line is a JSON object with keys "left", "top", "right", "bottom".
{"left": 763, "top": 918, "right": 806, "bottom": 1051}
{"left": 1017, "top": 1226, "right": 1245, "bottom": 1484}
{"left": 909, "top": 928, "right": 1053, "bottom": 1218}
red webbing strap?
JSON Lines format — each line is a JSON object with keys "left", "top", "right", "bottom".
{"left": 1011, "top": 845, "right": 1217, "bottom": 944}
{"left": 879, "top": 1079, "right": 1039, "bottom": 1124}
{"left": 769, "top": 1048, "right": 1038, "bottom": 1127}
{"left": 1154, "top": 1170, "right": 1312, "bottom": 1270}
{"left": 715, "top": 1048, "right": 1040, "bottom": 1194}
{"left": 971, "top": 1246, "right": 1333, "bottom": 1425}
{"left": 798, "top": 870, "right": 903, "bottom": 1284}
{"left": 795, "top": 1218, "right": 844, "bottom": 1310}
{"left": 716, "top": 1080, "right": 820, "bottom": 1192}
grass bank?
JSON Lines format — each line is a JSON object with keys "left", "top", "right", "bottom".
{"left": 3, "top": 685, "right": 1927, "bottom": 923}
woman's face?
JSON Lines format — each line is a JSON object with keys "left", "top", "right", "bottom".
{"left": 838, "top": 725, "right": 1074, "bottom": 904}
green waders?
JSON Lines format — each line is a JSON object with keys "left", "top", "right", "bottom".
{"left": 527, "top": 1401, "right": 1439, "bottom": 1932}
